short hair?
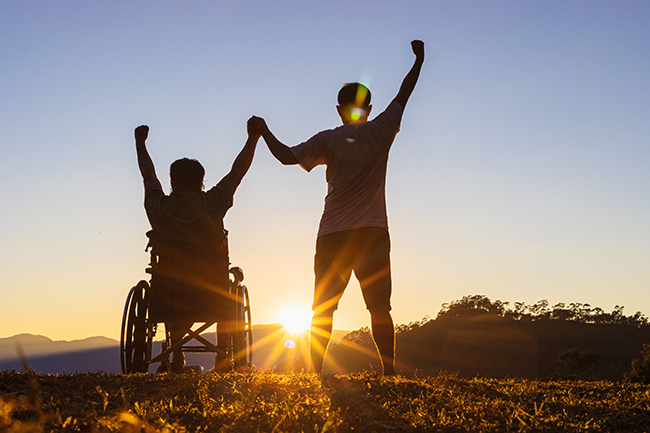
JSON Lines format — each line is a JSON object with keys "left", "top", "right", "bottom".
{"left": 170, "top": 158, "right": 205, "bottom": 193}
{"left": 337, "top": 82, "right": 371, "bottom": 108}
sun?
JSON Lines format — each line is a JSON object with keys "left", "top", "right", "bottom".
{"left": 280, "top": 305, "right": 313, "bottom": 334}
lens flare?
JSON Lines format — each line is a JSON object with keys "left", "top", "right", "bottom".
{"left": 355, "top": 84, "right": 369, "bottom": 107}
{"left": 284, "top": 339, "right": 296, "bottom": 349}
{"left": 350, "top": 107, "right": 366, "bottom": 121}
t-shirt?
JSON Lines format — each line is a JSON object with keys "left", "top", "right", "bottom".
{"left": 291, "top": 100, "right": 403, "bottom": 237}
{"left": 144, "top": 179, "right": 234, "bottom": 243}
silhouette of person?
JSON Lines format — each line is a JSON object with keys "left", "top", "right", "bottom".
{"left": 134, "top": 118, "right": 259, "bottom": 372}
{"left": 251, "top": 40, "right": 425, "bottom": 374}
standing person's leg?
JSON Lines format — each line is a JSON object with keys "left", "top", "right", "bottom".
{"left": 356, "top": 227, "right": 395, "bottom": 375}
{"left": 309, "top": 309, "right": 334, "bottom": 373}
{"left": 311, "top": 231, "right": 352, "bottom": 373}
{"left": 369, "top": 308, "right": 395, "bottom": 375}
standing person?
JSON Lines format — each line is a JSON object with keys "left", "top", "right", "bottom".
{"left": 135, "top": 118, "right": 259, "bottom": 372}
{"left": 251, "top": 40, "right": 425, "bottom": 374}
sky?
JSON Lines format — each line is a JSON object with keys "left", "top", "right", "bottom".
{"left": 1, "top": 1, "right": 649, "bottom": 341}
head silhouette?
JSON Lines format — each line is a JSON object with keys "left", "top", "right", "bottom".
{"left": 337, "top": 82, "right": 372, "bottom": 124}
{"left": 170, "top": 158, "right": 205, "bottom": 193}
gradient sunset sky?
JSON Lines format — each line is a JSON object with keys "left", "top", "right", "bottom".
{"left": 1, "top": 1, "right": 648, "bottom": 341}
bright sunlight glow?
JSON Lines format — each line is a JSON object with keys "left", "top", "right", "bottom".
{"left": 280, "top": 305, "right": 313, "bottom": 334}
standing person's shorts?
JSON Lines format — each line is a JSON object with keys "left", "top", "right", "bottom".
{"left": 313, "top": 227, "right": 391, "bottom": 314}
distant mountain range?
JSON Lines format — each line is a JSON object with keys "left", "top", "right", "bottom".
{"left": 0, "top": 334, "right": 118, "bottom": 359}
{"left": 0, "top": 327, "right": 349, "bottom": 374}
{"left": 0, "top": 334, "right": 120, "bottom": 374}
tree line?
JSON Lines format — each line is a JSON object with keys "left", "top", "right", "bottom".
{"left": 434, "top": 295, "right": 649, "bottom": 327}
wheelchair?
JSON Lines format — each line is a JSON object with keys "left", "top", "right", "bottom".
{"left": 120, "top": 231, "right": 252, "bottom": 374}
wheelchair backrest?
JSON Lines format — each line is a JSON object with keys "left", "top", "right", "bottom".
{"left": 145, "top": 230, "right": 229, "bottom": 290}
{"left": 144, "top": 230, "right": 235, "bottom": 322}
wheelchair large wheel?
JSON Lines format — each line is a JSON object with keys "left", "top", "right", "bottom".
{"left": 232, "top": 284, "right": 253, "bottom": 368}
{"left": 120, "top": 280, "right": 149, "bottom": 373}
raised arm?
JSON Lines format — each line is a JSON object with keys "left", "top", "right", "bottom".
{"left": 221, "top": 117, "right": 261, "bottom": 192}
{"left": 393, "top": 40, "right": 425, "bottom": 109}
{"left": 250, "top": 116, "right": 299, "bottom": 165}
{"left": 135, "top": 125, "right": 162, "bottom": 191}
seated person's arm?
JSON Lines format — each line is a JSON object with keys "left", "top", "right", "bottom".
{"left": 135, "top": 125, "right": 162, "bottom": 191}
{"left": 221, "top": 117, "right": 261, "bottom": 192}
{"left": 250, "top": 116, "right": 299, "bottom": 165}
{"left": 393, "top": 40, "right": 425, "bottom": 109}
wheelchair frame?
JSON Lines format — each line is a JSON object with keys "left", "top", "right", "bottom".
{"left": 120, "top": 260, "right": 253, "bottom": 374}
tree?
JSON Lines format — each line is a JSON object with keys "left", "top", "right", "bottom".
{"left": 341, "top": 326, "right": 375, "bottom": 348}
{"left": 628, "top": 344, "right": 650, "bottom": 384}
{"left": 437, "top": 295, "right": 508, "bottom": 319}
{"left": 553, "top": 348, "right": 599, "bottom": 380}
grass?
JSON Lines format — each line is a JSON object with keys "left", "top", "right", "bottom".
{"left": 1, "top": 369, "right": 650, "bottom": 432}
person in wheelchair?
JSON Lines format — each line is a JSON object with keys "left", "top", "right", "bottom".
{"left": 134, "top": 119, "right": 259, "bottom": 372}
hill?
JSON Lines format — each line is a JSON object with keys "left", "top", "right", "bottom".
{"left": 0, "top": 334, "right": 117, "bottom": 360}
{"left": 326, "top": 296, "right": 650, "bottom": 379}
{"left": 0, "top": 335, "right": 120, "bottom": 373}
